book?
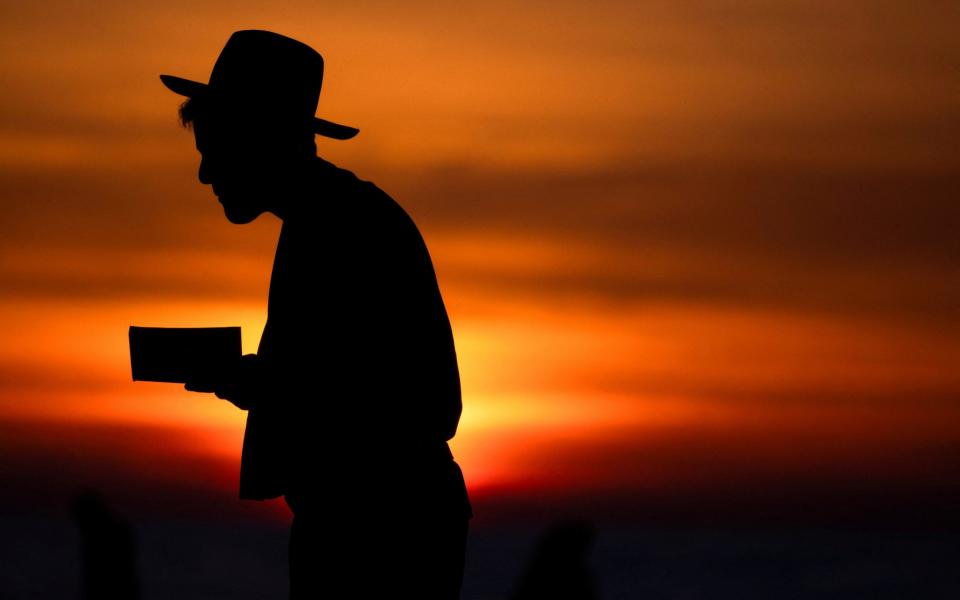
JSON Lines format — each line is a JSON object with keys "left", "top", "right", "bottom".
{"left": 129, "top": 325, "right": 241, "bottom": 383}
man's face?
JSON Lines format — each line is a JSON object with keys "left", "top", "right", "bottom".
{"left": 192, "top": 115, "right": 273, "bottom": 224}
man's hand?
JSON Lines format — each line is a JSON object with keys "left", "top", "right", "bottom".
{"left": 184, "top": 353, "right": 259, "bottom": 410}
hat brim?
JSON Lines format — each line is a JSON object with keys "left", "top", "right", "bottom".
{"left": 159, "top": 74, "right": 359, "bottom": 140}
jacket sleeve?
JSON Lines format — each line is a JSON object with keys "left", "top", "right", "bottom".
{"left": 354, "top": 195, "right": 463, "bottom": 442}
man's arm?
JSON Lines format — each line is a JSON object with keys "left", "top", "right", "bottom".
{"left": 363, "top": 199, "right": 463, "bottom": 440}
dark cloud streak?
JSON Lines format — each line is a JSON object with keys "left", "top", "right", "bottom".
{"left": 1, "top": 161, "right": 957, "bottom": 328}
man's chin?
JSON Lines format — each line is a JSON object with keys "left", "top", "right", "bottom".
{"left": 221, "top": 201, "right": 263, "bottom": 224}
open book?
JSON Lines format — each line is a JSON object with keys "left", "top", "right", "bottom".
{"left": 129, "top": 325, "right": 241, "bottom": 383}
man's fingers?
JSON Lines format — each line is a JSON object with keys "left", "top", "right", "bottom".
{"left": 184, "top": 381, "right": 215, "bottom": 393}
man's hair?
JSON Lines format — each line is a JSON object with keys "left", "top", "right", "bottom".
{"left": 177, "top": 97, "right": 203, "bottom": 130}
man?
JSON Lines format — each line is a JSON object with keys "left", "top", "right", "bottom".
{"left": 160, "top": 30, "right": 473, "bottom": 599}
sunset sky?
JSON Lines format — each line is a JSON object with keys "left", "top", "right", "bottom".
{"left": 1, "top": 0, "right": 958, "bottom": 532}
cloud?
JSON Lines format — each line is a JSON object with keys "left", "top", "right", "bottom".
{"left": 474, "top": 411, "right": 960, "bottom": 528}
{"left": 0, "top": 160, "right": 956, "bottom": 328}
{"left": 0, "top": 418, "right": 282, "bottom": 521}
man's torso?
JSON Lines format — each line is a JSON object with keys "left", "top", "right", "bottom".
{"left": 239, "top": 158, "right": 471, "bottom": 519}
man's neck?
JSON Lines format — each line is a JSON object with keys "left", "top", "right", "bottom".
{"left": 268, "top": 155, "right": 329, "bottom": 221}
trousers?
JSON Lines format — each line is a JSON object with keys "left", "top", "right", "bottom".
{"left": 285, "top": 457, "right": 472, "bottom": 599}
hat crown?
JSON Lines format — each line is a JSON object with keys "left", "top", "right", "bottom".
{"left": 160, "top": 29, "right": 358, "bottom": 139}
{"left": 207, "top": 30, "right": 324, "bottom": 120}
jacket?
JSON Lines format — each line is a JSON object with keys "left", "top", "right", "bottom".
{"left": 236, "top": 158, "right": 472, "bottom": 518}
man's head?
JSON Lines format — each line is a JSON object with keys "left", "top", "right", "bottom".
{"left": 161, "top": 30, "right": 359, "bottom": 223}
{"left": 177, "top": 94, "right": 317, "bottom": 224}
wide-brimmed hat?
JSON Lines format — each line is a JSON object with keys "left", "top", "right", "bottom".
{"left": 160, "top": 29, "right": 358, "bottom": 140}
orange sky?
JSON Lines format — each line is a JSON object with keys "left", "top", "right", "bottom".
{"left": 1, "top": 1, "right": 958, "bottom": 527}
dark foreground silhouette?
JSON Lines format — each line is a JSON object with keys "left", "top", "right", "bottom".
{"left": 71, "top": 492, "right": 140, "bottom": 600}
{"left": 510, "top": 518, "right": 598, "bottom": 600}
{"left": 159, "top": 30, "right": 472, "bottom": 598}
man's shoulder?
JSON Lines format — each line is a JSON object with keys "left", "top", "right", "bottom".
{"left": 313, "top": 158, "right": 419, "bottom": 237}
{"left": 314, "top": 157, "right": 382, "bottom": 197}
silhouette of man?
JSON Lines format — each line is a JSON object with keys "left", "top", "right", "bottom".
{"left": 160, "top": 30, "right": 473, "bottom": 599}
